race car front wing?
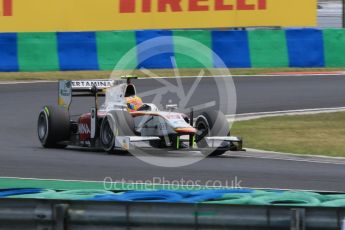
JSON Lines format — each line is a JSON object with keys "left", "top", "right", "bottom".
{"left": 114, "top": 135, "right": 243, "bottom": 152}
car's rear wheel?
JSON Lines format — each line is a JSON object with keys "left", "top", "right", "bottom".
{"left": 37, "top": 105, "right": 70, "bottom": 148}
{"left": 100, "top": 110, "right": 135, "bottom": 154}
{"left": 195, "top": 110, "right": 230, "bottom": 156}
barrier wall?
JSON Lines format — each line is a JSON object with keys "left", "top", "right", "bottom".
{"left": 2, "top": 188, "right": 345, "bottom": 207}
{"left": 0, "top": 29, "right": 344, "bottom": 72}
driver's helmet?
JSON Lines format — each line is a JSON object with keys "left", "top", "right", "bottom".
{"left": 126, "top": 95, "right": 143, "bottom": 112}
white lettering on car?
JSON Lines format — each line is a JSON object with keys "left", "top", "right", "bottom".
{"left": 79, "top": 123, "right": 91, "bottom": 134}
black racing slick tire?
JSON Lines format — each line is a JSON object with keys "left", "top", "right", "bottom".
{"left": 195, "top": 110, "right": 230, "bottom": 156}
{"left": 100, "top": 110, "right": 135, "bottom": 154}
{"left": 37, "top": 105, "right": 70, "bottom": 148}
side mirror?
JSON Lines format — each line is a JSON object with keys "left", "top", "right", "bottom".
{"left": 166, "top": 104, "right": 178, "bottom": 111}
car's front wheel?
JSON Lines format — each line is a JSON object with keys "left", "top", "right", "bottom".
{"left": 195, "top": 110, "right": 230, "bottom": 156}
{"left": 100, "top": 116, "right": 115, "bottom": 153}
{"left": 100, "top": 110, "right": 135, "bottom": 154}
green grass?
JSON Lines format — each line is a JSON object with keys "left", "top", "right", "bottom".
{"left": 231, "top": 112, "right": 345, "bottom": 157}
{"left": 0, "top": 178, "right": 231, "bottom": 191}
{"left": 0, "top": 67, "right": 344, "bottom": 81}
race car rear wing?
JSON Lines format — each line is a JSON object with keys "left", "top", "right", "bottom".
{"left": 58, "top": 76, "right": 139, "bottom": 109}
{"left": 58, "top": 80, "right": 119, "bottom": 109}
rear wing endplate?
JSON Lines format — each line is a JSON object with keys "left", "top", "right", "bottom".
{"left": 58, "top": 80, "right": 119, "bottom": 109}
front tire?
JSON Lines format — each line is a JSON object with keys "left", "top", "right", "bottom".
{"left": 37, "top": 106, "right": 70, "bottom": 148}
{"left": 195, "top": 110, "right": 230, "bottom": 156}
{"left": 100, "top": 116, "right": 115, "bottom": 153}
{"left": 100, "top": 110, "right": 135, "bottom": 154}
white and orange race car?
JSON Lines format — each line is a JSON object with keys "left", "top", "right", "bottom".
{"left": 37, "top": 77, "right": 242, "bottom": 156}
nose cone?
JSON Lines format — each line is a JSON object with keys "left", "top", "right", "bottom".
{"left": 175, "top": 127, "right": 197, "bottom": 134}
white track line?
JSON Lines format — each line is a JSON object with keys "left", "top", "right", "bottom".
{"left": 227, "top": 152, "right": 345, "bottom": 165}
{"left": 0, "top": 80, "right": 57, "bottom": 85}
{"left": 1, "top": 73, "right": 345, "bottom": 85}
{"left": 228, "top": 107, "right": 345, "bottom": 121}
{"left": 245, "top": 148, "right": 345, "bottom": 161}
{"left": 248, "top": 73, "right": 345, "bottom": 77}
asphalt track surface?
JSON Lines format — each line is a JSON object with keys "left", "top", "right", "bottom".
{"left": 1, "top": 75, "right": 345, "bottom": 192}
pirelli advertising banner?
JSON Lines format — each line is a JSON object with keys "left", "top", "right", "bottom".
{"left": 0, "top": 0, "right": 317, "bottom": 32}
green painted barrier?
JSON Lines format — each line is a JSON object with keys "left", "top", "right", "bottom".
{"left": 248, "top": 193, "right": 322, "bottom": 207}
{"left": 17, "top": 32, "right": 59, "bottom": 72}
{"left": 322, "top": 199, "right": 345, "bottom": 207}
{"left": 248, "top": 30, "right": 289, "bottom": 68}
{"left": 173, "top": 30, "right": 213, "bottom": 68}
{"left": 96, "top": 31, "right": 137, "bottom": 70}
{"left": 11, "top": 189, "right": 116, "bottom": 200}
{"left": 203, "top": 193, "right": 252, "bottom": 205}
{"left": 323, "top": 29, "right": 345, "bottom": 67}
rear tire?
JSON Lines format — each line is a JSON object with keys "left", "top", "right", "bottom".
{"left": 100, "top": 110, "right": 135, "bottom": 154}
{"left": 37, "top": 106, "right": 70, "bottom": 148}
{"left": 195, "top": 110, "right": 230, "bottom": 156}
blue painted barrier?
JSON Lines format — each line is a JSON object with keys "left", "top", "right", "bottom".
{"left": 57, "top": 32, "right": 99, "bottom": 71}
{"left": 0, "top": 33, "right": 18, "bottom": 72}
{"left": 0, "top": 188, "right": 44, "bottom": 197}
{"left": 212, "top": 30, "right": 251, "bottom": 68}
{"left": 136, "top": 30, "right": 174, "bottom": 69}
{"left": 286, "top": 29, "right": 325, "bottom": 67}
